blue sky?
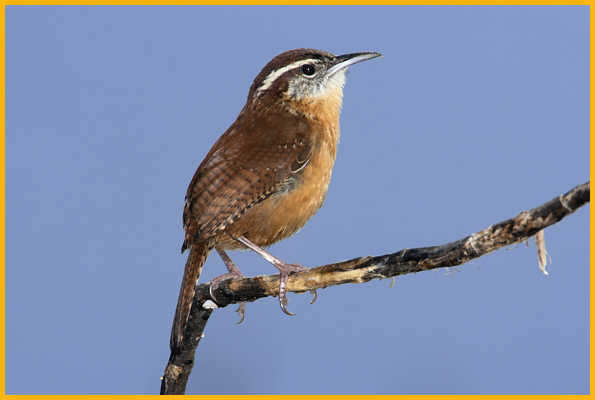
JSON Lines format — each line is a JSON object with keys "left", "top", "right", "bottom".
{"left": 6, "top": 6, "right": 589, "bottom": 394}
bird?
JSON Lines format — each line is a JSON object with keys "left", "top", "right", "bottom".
{"left": 171, "top": 48, "right": 381, "bottom": 349}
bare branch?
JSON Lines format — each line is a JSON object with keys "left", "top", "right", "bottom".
{"left": 161, "top": 181, "right": 589, "bottom": 395}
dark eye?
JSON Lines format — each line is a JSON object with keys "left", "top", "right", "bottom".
{"left": 301, "top": 64, "right": 315, "bottom": 76}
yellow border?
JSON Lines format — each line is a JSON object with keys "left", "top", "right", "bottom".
{"left": 1, "top": 3, "right": 590, "bottom": 398}
{"left": 0, "top": 1, "right": 592, "bottom": 4}
{"left": 1, "top": 3, "right": 5, "bottom": 398}
{"left": 0, "top": 396, "right": 565, "bottom": 399}
{"left": 590, "top": 4, "right": 594, "bottom": 398}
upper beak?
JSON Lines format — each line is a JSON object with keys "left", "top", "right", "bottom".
{"left": 326, "top": 51, "right": 382, "bottom": 77}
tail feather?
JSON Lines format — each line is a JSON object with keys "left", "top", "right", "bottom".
{"left": 170, "top": 242, "right": 211, "bottom": 350}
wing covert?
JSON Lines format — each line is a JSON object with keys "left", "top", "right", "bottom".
{"left": 183, "top": 125, "right": 313, "bottom": 245}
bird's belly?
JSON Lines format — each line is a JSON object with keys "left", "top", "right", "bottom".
{"left": 222, "top": 142, "right": 336, "bottom": 249}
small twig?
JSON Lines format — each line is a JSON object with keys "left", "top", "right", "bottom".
{"left": 160, "top": 181, "right": 589, "bottom": 394}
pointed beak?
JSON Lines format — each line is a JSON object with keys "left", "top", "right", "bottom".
{"left": 326, "top": 51, "right": 382, "bottom": 77}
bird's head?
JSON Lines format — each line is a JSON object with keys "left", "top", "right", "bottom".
{"left": 246, "top": 48, "right": 381, "bottom": 118}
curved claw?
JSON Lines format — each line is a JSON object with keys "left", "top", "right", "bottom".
{"left": 209, "top": 278, "right": 229, "bottom": 305}
{"left": 309, "top": 289, "right": 318, "bottom": 304}
{"left": 280, "top": 304, "right": 296, "bottom": 316}
{"left": 236, "top": 302, "right": 246, "bottom": 324}
{"left": 278, "top": 273, "right": 296, "bottom": 316}
{"left": 209, "top": 283, "right": 219, "bottom": 304}
{"left": 279, "top": 295, "right": 295, "bottom": 316}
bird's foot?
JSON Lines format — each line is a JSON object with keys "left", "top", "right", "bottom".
{"left": 234, "top": 235, "right": 319, "bottom": 315}
{"left": 209, "top": 269, "right": 245, "bottom": 302}
{"left": 273, "top": 262, "right": 317, "bottom": 315}
{"left": 209, "top": 271, "right": 247, "bottom": 324}
{"left": 212, "top": 247, "right": 248, "bottom": 324}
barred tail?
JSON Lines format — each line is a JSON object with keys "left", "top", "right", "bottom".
{"left": 170, "top": 242, "right": 211, "bottom": 350}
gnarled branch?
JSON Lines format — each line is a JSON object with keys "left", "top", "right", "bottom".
{"left": 161, "top": 181, "right": 589, "bottom": 395}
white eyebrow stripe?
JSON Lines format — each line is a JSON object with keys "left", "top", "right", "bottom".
{"left": 254, "top": 59, "right": 317, "bottom": 97}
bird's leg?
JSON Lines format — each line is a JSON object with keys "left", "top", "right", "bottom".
{"left": 235, "top": 235, "right": 318, "bottom": 315}
{"left": 210, "top": 247, "right": 246, "bottom": 323}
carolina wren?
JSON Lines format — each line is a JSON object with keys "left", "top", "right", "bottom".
{"left": 171, "top": 48, "right": 381, "bottom": 349}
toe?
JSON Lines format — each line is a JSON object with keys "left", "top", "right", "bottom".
{"left": 280, "top": 297, "right": 295, "bottom": 316}
{"left": 278, "top": 273, "right": 295, "bottom": 316}
{"left": 236, "top": 303, "right": 246, "bottom": 324}
{"left": 209, "top": 283, "right": 219, "bottom": 303}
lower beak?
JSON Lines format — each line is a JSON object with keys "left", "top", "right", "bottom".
{"left": 326, "top": 51, "right": 382, "bottom": 76}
